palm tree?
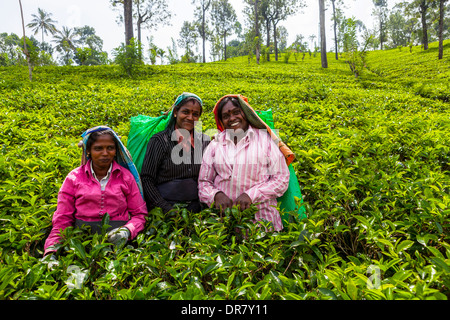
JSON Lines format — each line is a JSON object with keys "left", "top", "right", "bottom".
{"left": 53, "top": 26, "right": 78, "bottom": 65}
{"left": 156, "top": 48, "right": 165, "bottom": 65}
{"left": 27, "top": 8, "right": 58, "bottom": 43}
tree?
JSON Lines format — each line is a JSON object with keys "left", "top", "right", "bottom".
{"left": 330, "top": 0, "right": 355, "bottom": 59}
{"left": 386, "top": 8, "right": 411, "bottom": 48}
{"left": 148, "top": 36, "right": 166, "bottom": 65}
{"left": 73, "top": 26, "right": 108, "bottom": 65}
{"left": 124, "top": 0, "right": 134, "bottom": 45}
{"left": 372, "top": 0, "right": 389, "bottom": 50}
{"left": 438, "top": 0, "right": 448, "bottom": 59}
{"left": 27, "top": 8, "right": 58, "bottom": 44}
{"left": 209, "top": 34, "right": 223, "bottom": 61}
{"left": 277, "top": 25, "right": 288, "bottom": 51}
{"left": 259, "top": 0, "right": 273, "bottom": 61}
{"left": 53, "top": 26, "right": 78, "bottom": 65}
{"left": 156, "top": 48, "right": 165, "bottom": 65}
{"left": 148, "top": 35, "right": 158, "bottom": 64}
{"left": 193, "top": 0, "right": 212, "bottom": 63}
{"left": 134, "top": 0, "right": 172, "bottom": 46}
{"left": 225, "top": 39, "right": 243, "bottom": 59}
{"left": 319, "top": 0, "right": 328, "bottom": 68}
{"left": 211, "top": 0, "right": 239, "bottom": 61}
{"left": 331, "top": 0, "right": 339, "bottom": 59}
{"left": 111, "top": 0, "right": 134, "bottom": 45}
{"left": 254, "top": 0, "right": 261, "bottom": 64}
{"left": 269, "top": 0, "right": 304, "bottom": 61}
{"left": 18, "top": 0, "right": 32, "bottom": 80}
{"left": 418, "top": 0, "right": 431, "bottom": 49}
{"left": 0, "top": 33, "right": 21, "bottom": 65}
{"left": 291, "top": 34, "right": 308, "bottom": 61}
{"left": 244, "top": 0, "right": 261, "bottom": 64}
{"left": 178, "top": 21, "right": 198, "bottom": 63}
{"left": 399, "top": 0, "right": 434, "bottom": 50}
{"left": 74, "top": 26, "right": 102, "bottom": 52}
{"left": 113, "top": 37, "right": 143, "bottom": 76}
{"left": 309, "top": 34, "right": 316, "bottom": 51}
{"left": 343, "top": 17, "right": 370, "bottom": 78}
{"left": 0, "top": 32, "right": 55, "bottom": 67}
{"left": 166, "top": 37, "right": 179, "bottom": 64}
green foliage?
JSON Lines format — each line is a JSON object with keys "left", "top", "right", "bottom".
{"left": 0, "top": 41, "right": 449, "bottom": 300}
{"left": 342, "top": 17, "right": 370, "bottom": 78}
{"left": 112, "top": 38, "right": 143, "bottom": 76}
{"left": 365, "top": 40, "right": 450, "bottom": 102}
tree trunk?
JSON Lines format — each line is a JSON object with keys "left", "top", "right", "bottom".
{"left": 438, "top": 0, "right": 445, "bottom": 59}
{"left": 124, "top": 0, "right": 134, "bottom": 45}
{"left": 420, "top": 1, "right": 429, "bottom": 50}
{"left": 137, "top": 15, "right": 144, "bottom": 60}
{"left": 266, "top": 19, "right": 271, "bottom": 61}
{"left": 137, "top": 16, "right": 142, "bottom": 44}
{"left": 224, "top": 33, "right": 227, "bottom": 61}
{"left": 380, "top": 20, "right": 384, "bottom": 50}
{"left": 202, "top": 12, "right": 206, "bottom": 63}
{"left": 331, "top": 0, "right": 338, "bottom": 60}
{"left": 319, "top": 0, "right": 328, "bottom": 68}
{"left": 273, "top": 21, "right": 278, "bottom": 61}
{"left": 18, "top": 0, "right": 32, "bottom": 81}
{"left": 254, "top": 0, "right": 260, "bottom": 64}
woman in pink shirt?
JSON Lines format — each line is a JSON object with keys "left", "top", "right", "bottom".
{"left": 198, "top": 95, "right": 291, "bottom": 231}
{"left": 43, "top": 126, "right": 148, "bottom": 256}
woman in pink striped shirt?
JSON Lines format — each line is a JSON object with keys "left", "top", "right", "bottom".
{"left": 43, "top": 126, "right": 148, "bottom": 256}
{"left": 198, "top": 95, "right": 290, "bottom": 231}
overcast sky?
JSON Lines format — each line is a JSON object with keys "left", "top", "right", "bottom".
{"left": 1, "top": 0, "right": 402, "bottom": 63}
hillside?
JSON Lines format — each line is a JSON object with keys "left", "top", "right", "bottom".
{"left": 0, "top": 41, "right": 448, "bottom": 301}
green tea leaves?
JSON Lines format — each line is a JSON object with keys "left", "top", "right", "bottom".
{"left": 1, "top": 43, "right": 449, "bottom": 300}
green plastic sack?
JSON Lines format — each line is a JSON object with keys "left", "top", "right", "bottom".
{"left": 127, "top": 111, "right": 172, "bottom": 173}
{"left": 256, "top": 109, "right": 307, "bottom": 226}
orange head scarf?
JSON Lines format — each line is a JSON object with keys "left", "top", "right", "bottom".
{"left": 212, "top": 94, "right": 295, "bottom": 166}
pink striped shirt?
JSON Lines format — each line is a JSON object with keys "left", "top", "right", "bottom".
{"left": 44, "top": 160, "right": 147, "bottom": 255}
{"left": 198, "top": 125, "right": 289, "bottom": 231}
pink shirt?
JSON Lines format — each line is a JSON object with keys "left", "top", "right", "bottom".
{"left": 44, "top": 160, "right": 147, "bottom": 255}
{"left": 198, "top": 126, "right": 289, "bottom": 231}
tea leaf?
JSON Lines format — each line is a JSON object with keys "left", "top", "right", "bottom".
{"left": 69, "top": 239, "right": 86, "bottom": 260}
{"left": 396, "top": 240, "right": 414, "bottom": 253}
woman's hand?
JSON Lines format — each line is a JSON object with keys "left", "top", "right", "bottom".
{"left": 107, "top": 227, "right": 130, "bottom": 245}
{"left": 235, "top": 193, "right": 252, "bottom": 211}
{"left": 214, "top": 191, "right": 233, "bottom": 214}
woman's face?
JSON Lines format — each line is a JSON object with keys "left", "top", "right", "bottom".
{"left": 89, "top": 134, "right": 116, "bottom": 170}
{"left": 221, "top": 101, "right": 249, "bottom": 132}
{"left": 175, "top": 100, "right": 201, "bottom": 132}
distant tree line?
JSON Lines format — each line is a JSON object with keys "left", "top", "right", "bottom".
{"left": 2, "top": 0, "right": 449, "bottom": 69}
{"left": 1, "top": 7, "right": 108, "bottom": 67}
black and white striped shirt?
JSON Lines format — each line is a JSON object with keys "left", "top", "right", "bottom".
{"left": 141, "top": 123, "right": 211, "bottom": 213}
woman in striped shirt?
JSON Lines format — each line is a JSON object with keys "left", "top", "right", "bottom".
{"left": 141, "top": 93, "right": 210, "bottom": 214}
{"left": 44, "top": 126, "right": 148, "bottom": 256}
{"left": 198, "top": 95, "right": 290, "bottom": 231}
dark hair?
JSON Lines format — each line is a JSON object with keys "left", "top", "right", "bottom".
{"left": 86, "top": 130, "right": 118, "bottom": 156}
{"left": 216, "top": 97, "right": 241, "bottom": 122}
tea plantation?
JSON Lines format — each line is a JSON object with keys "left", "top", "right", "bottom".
{"left": 0, "top": 40, "right": 449, "bottom": 301}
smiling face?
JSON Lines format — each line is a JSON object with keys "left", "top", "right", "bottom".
{"left": 174, "top": 99, "right": 202, "bottom": 132}
{"left": 221, "top": 101, "right": 249, "bottom": 132}
{"left": 88, "top": 134, "right": 116, "bottom": 171}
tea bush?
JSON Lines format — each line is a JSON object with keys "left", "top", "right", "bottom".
{"left": 0, "top": 41, "right": 448, "bottom": 300}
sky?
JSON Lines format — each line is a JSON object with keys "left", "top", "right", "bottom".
{"left": 1, "top": 0, "right": 403, "bottom": 63}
